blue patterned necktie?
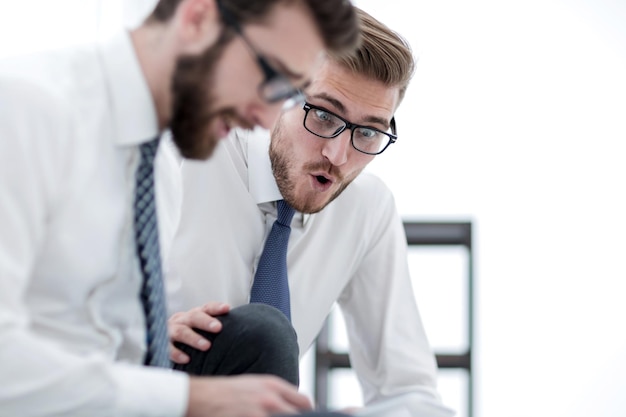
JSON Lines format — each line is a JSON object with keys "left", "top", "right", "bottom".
{"left": 250, "top": 200, "right": 296, "bottom": 321}
{"left": 134, "top": 138, "right": 170, "bottom": 367}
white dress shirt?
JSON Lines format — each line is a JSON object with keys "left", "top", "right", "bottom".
{"left": 161, "top": 128, "right": 441, "bottom": 405}
{"left": 0, "top": 33, "right": 187, "bottom": 416}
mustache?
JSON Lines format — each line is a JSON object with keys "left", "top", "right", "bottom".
{"left": 303, "top": 160, "right": 344, "bottom": 182}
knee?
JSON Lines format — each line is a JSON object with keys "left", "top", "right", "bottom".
{"left": 226, "top": 304, "right": 298, "bottom": 353}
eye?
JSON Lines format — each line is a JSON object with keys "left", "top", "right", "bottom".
{"left": 355, "top": 127, "right": 378, "bottom": 140}
{"left": 313, "top": 109, "right": 332, "bottom": 122}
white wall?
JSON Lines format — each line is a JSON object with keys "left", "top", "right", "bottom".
{"left": 2, "top": 1, "right": 626, "bottom": 416}
{"left": 353, "top": 1, "right": 626, "bottom": 416}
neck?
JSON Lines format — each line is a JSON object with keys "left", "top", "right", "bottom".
{"left": 130, "top": 24, "right": 177, "bottom": 130}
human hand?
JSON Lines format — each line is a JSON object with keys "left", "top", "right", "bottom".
{"left": 336, "top": 406, "right": 361, "bottom": 415}
{"left": 186, "top": 375, "right": 313, "bottom": 417}
{"left": 168, "top": 302, "right": 230, "bottom": 364}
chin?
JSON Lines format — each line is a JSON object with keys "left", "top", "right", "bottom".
{"left": 299, "top": 198, "right": 329, "bottom": 215}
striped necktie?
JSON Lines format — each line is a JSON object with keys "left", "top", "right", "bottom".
{"left": 134, "top": 138, "right": 170, "bottom": 367}
{"left": 250, "top": 200, "right": 296, "bottom": 321}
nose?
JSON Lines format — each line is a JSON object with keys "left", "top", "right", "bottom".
{"left": 321, "top": 130, "right": 351, "bottom": 166}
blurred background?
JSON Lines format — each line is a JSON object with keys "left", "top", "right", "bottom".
{"left": 1, "top": 1, "right": 625, "bottom": 416}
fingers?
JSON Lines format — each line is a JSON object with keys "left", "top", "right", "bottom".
{"left": 338, "top": 406, "right": 362, "bottom": 414}
{"left": 255, "top": 376, "right": 313, "bottom": 414}
{"left": 269, "top": 377, "right": 313, "bottom": 412}
{"left": 170, "top": 342, "right": 190, "bottom": 364}
{"left": 167, "top": 302, "right": 231, "bottom": 362}
{"left": 201, "top": 301, "right": 230, "bottom": 316}
{"left": 281, "top": 390, "right": 314, "bottom": 412}
{"left": 169, "top": 321, "right": 213, "bottom": 349}
{"left": 266, "top": 394, "right": 311, "bottom": 415}
{"left": 170, "top": 304, "right": 229, "bottom": 333}
{"left": 187, "top": 375, "right": 312, "bottom": 417}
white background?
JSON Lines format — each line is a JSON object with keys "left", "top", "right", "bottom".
{"left": 352, "top": 1, "right": 626, "bottom": 417}
{"left": 1, "top": 1, "right": 625, "bottom": 416}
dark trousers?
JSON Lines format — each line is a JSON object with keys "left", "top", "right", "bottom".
{"left": 172, "top": 303, "right": 349, "bottom": 417}
{"left": 172, "top": 303, "right": 300, "bottom": 385}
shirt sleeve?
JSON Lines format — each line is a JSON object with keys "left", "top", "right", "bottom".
{"left": 0, "top": 78, "right": 189, "bottom": 417}
{"left": 336, "top": 176, "right": 442, "bottom": 405}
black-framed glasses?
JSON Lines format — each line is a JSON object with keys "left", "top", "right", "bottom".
{"left": 217, "top": 0, "right": 305, "bottom": 108}
{"left": 302, "top": 103, "right": 397, "bottom": 155}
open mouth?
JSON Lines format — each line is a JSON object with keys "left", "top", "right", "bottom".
{"left": 315, "top": 175, "right": 330, "bottom": 185}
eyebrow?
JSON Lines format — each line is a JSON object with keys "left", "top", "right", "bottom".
{"left": 309, "top": 92, "right": 391, "bottom": 129}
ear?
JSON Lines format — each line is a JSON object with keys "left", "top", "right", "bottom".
{"left": 174, "top": 0, "right": 221, "bottom": 55}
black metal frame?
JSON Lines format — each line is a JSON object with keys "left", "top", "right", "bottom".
{"left": 313, "top": 221, "right": 474, "bottom": 417}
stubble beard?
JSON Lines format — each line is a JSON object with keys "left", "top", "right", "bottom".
{"left": 169, "top": 32, "right": 235, "bottom": 160}
{"left": 270, "top": 122, "right": 355, "bottom": 214}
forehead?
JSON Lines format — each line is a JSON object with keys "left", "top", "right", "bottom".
{"left": 307, "top": 60, "right": 400, "bottom": 123}
{"left": 245, "top": 4, "right": 325, "bottom": 82}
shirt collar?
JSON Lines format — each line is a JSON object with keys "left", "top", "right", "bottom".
{"left": 240, "top": 128, "right": 311, "bottom": 226}
{"left": 246, "top": 127, "right": 283, "bottom": 204}
{"left": 99, "top": 31, "right": 159, "bottom": 146}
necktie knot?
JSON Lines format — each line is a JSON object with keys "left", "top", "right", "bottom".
{"left": 276, "top": 200, "right": 295, "bottom": 226}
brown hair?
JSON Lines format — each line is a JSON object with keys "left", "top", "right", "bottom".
{"left": 331, "top": 8, "right": 415, "bottom": 105}
{"left": 148, "top": 0, "right": 360, "bottom": 56}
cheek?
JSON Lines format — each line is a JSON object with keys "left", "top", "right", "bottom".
{"left": 296, "top": 135, "right": 325, "bottom": 167}
{"left": 213, "top": 69, "right": 256, "bottom": 106}
{"left": 344, "top": 154, "right": 374, "bottom": 178}
{"left": 280, "top": 116, "right": 316, "bottom": 153}
{"left": 212, "top": 52, "right": 261, "bottom": 106}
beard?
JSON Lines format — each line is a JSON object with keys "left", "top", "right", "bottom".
{"left": 269, "top": 119, "right": 355, "bottom": 214}
{"left": 169, "top": 31, "right": 246, "bottom": 160}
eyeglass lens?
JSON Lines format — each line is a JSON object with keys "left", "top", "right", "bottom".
{"left": 304, "top": 105, "right": 394, "bottom": 154}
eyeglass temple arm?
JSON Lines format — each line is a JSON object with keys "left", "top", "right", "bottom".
{"left": 216, "top": 0, "right": 275, "bottom": 80}
{"left": 390, "top": 116, "right": 397, "bottom": 137}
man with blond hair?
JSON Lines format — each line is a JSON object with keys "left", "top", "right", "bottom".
{"left": 163, "top": 8, "right": 453, "bottom": 415}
